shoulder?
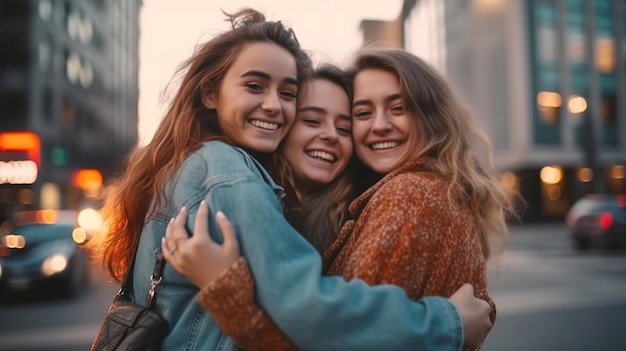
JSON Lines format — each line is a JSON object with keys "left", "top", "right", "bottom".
{"left": 378, "top": 171, "right": 448, "bottom": 200}
{"left": 188, "top": 141, "right": 258, "bottom": 175}
{"left": 187, "top": 141, "right": 282, "bottom": 191}
{"left": 363, "top": 171, "right": 455, "bottom": 221}
{"left": 194, "top": 140, "right": 247, "bottom": 164}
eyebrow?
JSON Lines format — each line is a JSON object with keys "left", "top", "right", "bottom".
{"left": 241, "top": 70, "right": 298, "bottom": 86}
{"left": 299, "top": 106, "right": 351, "bottom": 122}
{"left": 352, "top": 93, "right": 402, "bottom": 107}
{"left": 298, "top": 106, "right": 325, "bottom": 114}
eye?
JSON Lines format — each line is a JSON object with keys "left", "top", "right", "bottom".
{"left": 302, "top": 118, "right": 320, "bottom": 126}
{"left": 246, "top": 82, "right": 263, "bottom": 91}
{"left": 336, "top": 126, "right": 352, "bottom": 135}
{"left": 353, "top": 110, "right": 372, "bottom": 118}
{"left": 281, "top": 89, "right": 297, "bottom": 100}
{"left": 391, "top": 105, "right": 405, "bottom": 113}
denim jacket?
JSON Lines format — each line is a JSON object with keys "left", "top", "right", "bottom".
{"left": 133, "top": 141, "right": 463, "bottom": 351}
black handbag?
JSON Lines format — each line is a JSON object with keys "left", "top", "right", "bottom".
{"left": 90, "top": 243, "right": 170, "bottom": 351}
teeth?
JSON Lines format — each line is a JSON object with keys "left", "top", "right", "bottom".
{"left": 306, "top": 150, "right": 335, "bottom": 162}
{"left": 371, "top": 141, "right": 399, "bottom": 150}
{"left": 250, "top": 120, "right": 279, "bottom": 130}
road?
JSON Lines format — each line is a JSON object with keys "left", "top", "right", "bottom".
{"left": 482, "top": 223, "right": 626, "bottom": 350}
{"left": 0, "top": 223, "right": 624, "bottom": 350}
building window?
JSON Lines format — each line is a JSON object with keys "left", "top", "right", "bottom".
{"left": 65, "top": 52, "right": 94, "bottom": 89}
{"left": 601, "top": 95, "right": 617, "bottom": 146}
{"left": 42, "top": 89, "right": 53, "bottom": 122}
{"left": 61, "top": 100, "right": 75, "bottom": 127}
{"left": 38, "top": 40, "right": 51, "bottom": 71}
{"left": 537, "top": 91, "right": 561, "bottom": 124}
{"left": 0, "top": 92, "right": 27, "bottom": 130}
{"left": 38, "top": 0, "right": 52, "bottom": 20}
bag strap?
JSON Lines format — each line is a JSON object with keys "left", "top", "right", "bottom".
{"left": 118, "top": 236, "right": 166, "bottom": 309}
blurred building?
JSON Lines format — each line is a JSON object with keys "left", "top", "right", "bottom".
{"left": 361, "top": 0, "right": 626, "bottom": 221}
{"left": 0, "top": 0, "right": 141, "bottom": 217}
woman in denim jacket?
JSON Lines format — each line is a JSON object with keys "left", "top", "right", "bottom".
{"left": 88, "top": 9, "right": 490, "bottom": 351}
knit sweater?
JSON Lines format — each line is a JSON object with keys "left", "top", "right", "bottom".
{"left": 197, "top": 157, "right": 495, "bottom": 350}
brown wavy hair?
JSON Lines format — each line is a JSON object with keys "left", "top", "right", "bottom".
{"left": 347, "top": 49, "right": 520, "bottom": 258}
{"left": 269, "top": 63, "right": 355, "bottom": 253}
{"left": 87, "top": 8, "right": 312, "bottom": 282}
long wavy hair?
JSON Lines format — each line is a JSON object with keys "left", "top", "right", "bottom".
{"left": 347, "top": 49, "right": 520, "bottom": 258}
{"left": 87, "top": 9, "right": 312, "bottom": 282}
{"left": 269, "top": 64, "right": 355, "bottom": 253}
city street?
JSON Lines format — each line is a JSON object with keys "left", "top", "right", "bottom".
{"left": 0, "top": 223, "right": 624, "bottom": 350}
{"left": 483, "top": 223, "right": 626, "bottom": 350}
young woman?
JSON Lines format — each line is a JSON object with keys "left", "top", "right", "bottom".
{"left": 268, "top": 63, "right": 355, "bottom": 254}
{"left": 163, "top": 48, "right": 517, "bottom": 350}
{"left": 88, "top": 9, "right": 489, "bottom": 351}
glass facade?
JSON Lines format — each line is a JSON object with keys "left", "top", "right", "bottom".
{"left": 529, "top": 0, "right": 624, "bottom": 148}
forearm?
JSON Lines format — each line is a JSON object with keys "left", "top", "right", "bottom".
{"left": 196, "top": 257, "right": 298, "bottom": 351}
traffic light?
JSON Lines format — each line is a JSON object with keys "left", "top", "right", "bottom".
{"left": 51, "top": 147, "right": 70, "bottom": 166}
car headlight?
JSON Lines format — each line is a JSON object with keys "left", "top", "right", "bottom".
{"left": 41, "top": 253, "right": 68, "bottom": 277}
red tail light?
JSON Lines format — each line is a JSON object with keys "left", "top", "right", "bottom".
{"left": 599, "top": 212, "right": 613, "bottom": 229}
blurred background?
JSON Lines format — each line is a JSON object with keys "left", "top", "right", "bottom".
{"left": 0, "top": 0, "right": 624, "bottom": 350}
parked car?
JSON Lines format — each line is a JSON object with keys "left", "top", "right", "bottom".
{"left": 0, "top": 209, "right": 101, "bottom": 297}
{"left": 566, "top": 194, "right": 626, "bottom": 250}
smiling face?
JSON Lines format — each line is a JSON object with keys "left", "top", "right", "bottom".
{"left": 351, "top": 68, "right": 416, "bottom": 174}
{"left": 281, "top": 78, "right": 353, "bottom": 191}
{"left": 207, "top": 42, "right": 298, "bottom": 153}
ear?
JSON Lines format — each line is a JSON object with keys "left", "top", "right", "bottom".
{"left": 200, "top": 82, "right": 217, "bottom": 109}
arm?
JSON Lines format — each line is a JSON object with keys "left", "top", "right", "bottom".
{"left": 334, "top": 174, "right": 496, "bottom": 345}
{"left": 197, "top": 258, "right": 298, "bottom": 351}
{"left": 163, "top": 201, "right": 297, "bottom": 351}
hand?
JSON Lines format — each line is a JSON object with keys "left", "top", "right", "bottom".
{"left": 162, "top": 200, "right": 241, "bottom": 288}
{"left": 449, "top": 284, "right": 492, "bottom": 350}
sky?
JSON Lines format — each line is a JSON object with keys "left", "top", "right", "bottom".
{"left": 138, "top": 0, "right": 402, "bottom": 145}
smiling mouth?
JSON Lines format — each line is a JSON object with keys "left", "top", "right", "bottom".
{"left": 306, "top": 150, "right": 336, "bottom": 163}
{"left": 249, "top": 119, "right": 279, "bottom": 130}
{"left": 370, "top": 141, "right": 400, "bottom": 150}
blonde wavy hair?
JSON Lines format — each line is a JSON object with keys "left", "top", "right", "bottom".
{"left": 348, "top": 49, "right": 520, "bottom": 258}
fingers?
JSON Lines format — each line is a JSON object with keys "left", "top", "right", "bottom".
{"left": 161, "top": 222, "right": 176, "bottom": 261}
{"left": 162, "top": 202, "right": 235, "bottom": 258}
{"left": 216, "top": 211, "right": 240, "bottom": 255}
{"left": 170, "top": 206, "right": 189, "bottom": 240}
{"left": 163, "top": 206, "right": 189, "bottom": 261}
{"left": 194, "top": 200, "right": 210, "bottom": 240}
{"left": 161, "top": 218, "right": 178, "bottom": 261}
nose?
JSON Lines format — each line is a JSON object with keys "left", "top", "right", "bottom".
{"left": 371, "top": 111, "right": 392, "bottom": 133}
{"left": 262, "top": 91, "right": 281, "bottom": 116}
{"left": 319, "top": 124, "right": 339, "bottom": 143}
